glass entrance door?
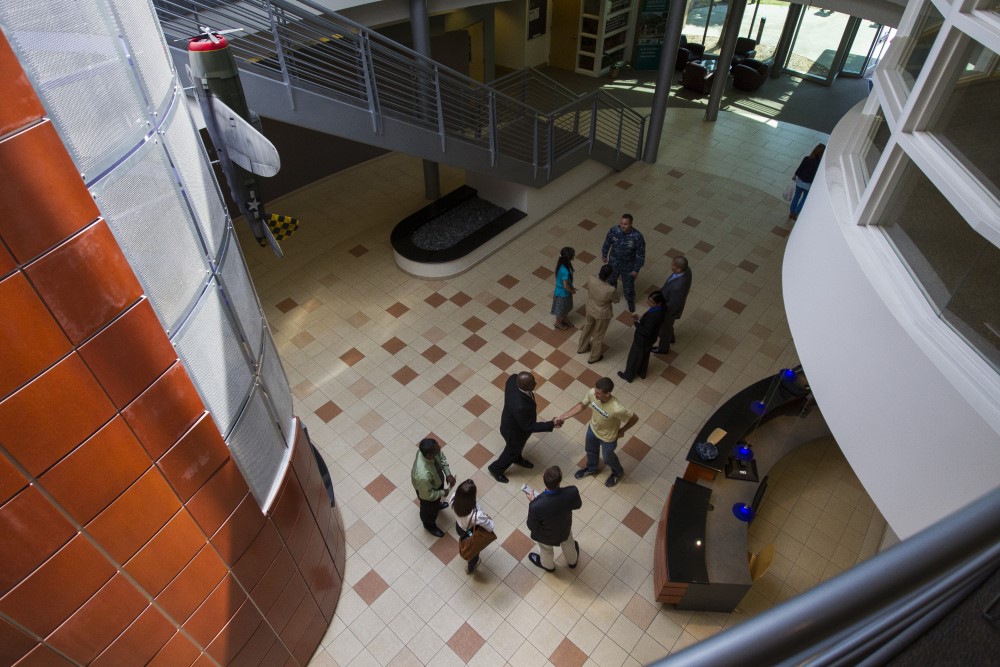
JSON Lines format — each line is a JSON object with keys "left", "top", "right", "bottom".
{"left": 841, "top": 22, "right": 895, "bottom": 78}
{"left": 784, "top": 4, "right": 852, "bottom": 84}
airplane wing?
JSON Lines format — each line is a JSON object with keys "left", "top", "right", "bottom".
{"left": 210, "top": 98, "right": 281, "bottom": 177}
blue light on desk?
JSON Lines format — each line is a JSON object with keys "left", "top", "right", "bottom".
{"left": 750, "top": 400, "right": 767, "bottom": 415}
{"left": 732, "top": 503, "right": 755, "bottom": 522}
{"left": 734, "top": 442, "right": 754, "bottom": 462}
{"left": 782, "top": 368, "right": 796, "bottom": 380}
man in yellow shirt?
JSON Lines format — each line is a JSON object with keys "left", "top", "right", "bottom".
{"left": 557, "top": 377, "right": 639, "bottom": 487}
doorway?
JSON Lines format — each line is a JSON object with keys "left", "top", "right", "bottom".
{"left": 782, "top": 3, "right": 893, "bottom": 85}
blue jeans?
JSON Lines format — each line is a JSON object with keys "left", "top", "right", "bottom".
{"left": 585, "top": 426, "right": 623, "bottom": 476}
{"left": 790, "top": 185, "right": 809, "bottom": 216}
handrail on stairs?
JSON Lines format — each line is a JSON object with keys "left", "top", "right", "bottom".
{"left": 153, "top": 0, "right": 648, "bottom": 181}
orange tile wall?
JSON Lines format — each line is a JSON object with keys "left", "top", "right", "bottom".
{"left": 0, "top": 32, "right": 343, "bottom": 666}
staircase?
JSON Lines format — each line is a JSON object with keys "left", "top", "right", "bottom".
{"left": 153, "top": 0, "right": 647, "bottom": 188}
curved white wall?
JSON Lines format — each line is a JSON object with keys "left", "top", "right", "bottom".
{"left": 783, "top": 107, "right": 1000, "bottom": 540}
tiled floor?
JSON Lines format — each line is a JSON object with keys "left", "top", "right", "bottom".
{"left": 239, "top": 108, "right": 883, "bottom": 666}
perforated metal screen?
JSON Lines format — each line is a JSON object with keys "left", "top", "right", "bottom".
{"left": 174, "top": 280, "right": 254, "bottom": 437}
{"left": 0, "top": 0, "right": 147, "bottom": 178}
{"left": 227, "top": 386, "right": 288, "bottom": 507}
{"left": 219, "top": 239, "right": 264, "bottom": 361}
{"left": 94, "top": 130, "right": 210, "bottom": 333}
{"left": 261, "top": 333, "right": 294, "bottom": 442}
{"left": 106, "top": 0, "right": 175, "bottom": 111}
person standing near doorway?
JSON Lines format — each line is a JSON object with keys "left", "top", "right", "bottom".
{"left": 789, "top": 144, "right": 826, "bottom": 221}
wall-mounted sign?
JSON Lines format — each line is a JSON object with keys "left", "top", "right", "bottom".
{"left": 528, "top": 0, "right": 547, "bottom": 40}
{"left": 635, "top": 0, "right": 670, "bottom": 70}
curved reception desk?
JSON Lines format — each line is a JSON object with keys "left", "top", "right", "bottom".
{"left": 653, "top": 371, "right": 828, "bottom": 612}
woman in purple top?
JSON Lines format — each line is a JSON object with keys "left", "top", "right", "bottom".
{"left": 789, "top": 143, "right": 825, "bottom": 221}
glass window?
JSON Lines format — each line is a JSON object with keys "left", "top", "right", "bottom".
{"left": 927, "top": 40, "right": 1000, "bottom": 200}
{"left": 899, "top": 2, "right": 944, "bottom": 91}
{"left": 879, "top": 160, "right": 1000, "bottom": 371}
{"left": 861, "top": 108, "right": 891, "bottom": 182}
{"left": 684, "top": 0, "right": 790, "bottom": 62}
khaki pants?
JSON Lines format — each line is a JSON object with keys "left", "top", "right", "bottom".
{"left": 538, "top": 533, "right": 578, "bottom": 569}
{"left": 577, "top": 315, "right": 611, "bottom": 362}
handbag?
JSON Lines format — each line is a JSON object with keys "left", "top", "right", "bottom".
{"left": 458, "top": 514, "right": 497, "bottom": 560}
{"left": 782, "top": 182, "right": 795, "bottom": 202}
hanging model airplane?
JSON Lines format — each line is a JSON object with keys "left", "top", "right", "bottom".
{"left": 185, "top": 26, "right": 298, "bottom": 258}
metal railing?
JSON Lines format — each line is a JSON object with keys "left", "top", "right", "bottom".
{"left": 153, "top": 0, "right": 647, "bottom": 181}
{"left": 651, "top": 485, "right": 1000, "bottom": 666}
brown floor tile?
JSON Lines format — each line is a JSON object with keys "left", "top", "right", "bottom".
{"left": 502, "top": 323, "right": 526, "bottom": 341}
{"left": 463, "top": 334, "right": 486, "bottom": 352}
{"left": 429, "top": 533, "right": 458, "bottom": 565}
{"left": 434, "top": 374, "right": 460, "bottom": 396}
{"left": 576, "top": 368, "right": 601, "bottom": 389}
{"left": 347, "top": 311, "right": 370, "bottom": 327}
{"left": 314, "top": 401, "right": 342, "bottom": 423}
{"left": 422, "top": 345, "right": 447, "bottom": 363}
{"left": 723, "top": 298, "right": 747, "bottom": 315}
{"left": 681, "top": 216, "right": 701, "bottom": 228}
{"left": 291, "top": 331, "right": 315, "bottom": 348}
{"left": 492, "top": 372, "right": 508, "bottom": 390}
{"left": 450, "top": 292, "right": 472, "bottom": 306}
{"left": 420, "top": 387, "right": 446, "bottom": 407}
{"left": 751, "top": 323, "right": 774, "bottom": 339}
{"left": 382, "top": 337, "right": 406, "bottom": 354}
{"left": 547, "top": 349, "right": 571, "bottom": 367}
{"left": 501, "top": 529, "right": 534, "bottom": 561}
{"left": 487, "top": 298, "right": 509, "bottom": 314}
{"left": 348, "top": 245, "right": 368, "bottom": 257}
{"left": 448, "top": 623, "right": 486, "bottom": 664}
{"left": 463, "top": 396, "right": 490, "bottom": 417}
{"left": 772, "top": 225, "right": 791, "bottom": 238}
{"left": 365, "top": 475, "right": 396, "bottom": 503}
{"left": 463, "top": 317, "right": 486, "bottom": 333}
{"left": 511, "top": 297, "right": 534, "bottom": 313}
{"left": 622, "top": 593, "right": 658, "bottom": 631}
{"left": 550, "top": 637, "right": 588, "bottom": 667}
{"left": 491, "top": 351, "right": 515, "bottom": 370}
{"left": 576, "top": 250, "right": 596, "bottom": 263}
{"left": 425, "top": 292, "right": 447, "bottom": 307}
{"left": 353, "top": 569, "right": 389, "bottom": 605}
{"left": 615, "top": 180, "right": 632, "bottom": 190}
{"left": 698, "top": 354, "right": 723, "bottom": 372}
{"left": 549, "top": 370, "right": 575, "bottom": 391}
{"left": 668, "top": 169, "right": 684, "bottom": 178}
{"left": 621, "top": 437, "right": 651, "bottom": 461}
{"left": 519, "top": 351, "right": 543, "bottom": 368}
{"left": 623, "top": 507, "right": 654, "bottom": 537}
{"left": 393, "top": 365, "right": 418, "bottom": 385}
{"left": 498, "top": 275, "right": 519, "bottom": 289}
{"left": 503, "top": 564, "right": 538, "bottom": 597}
{"left": 535, "top": 395, "right": 550, "bottom": 414}
{"left": 387, "top": 302, "right": 409, "bottom": 318}
{"left": 340, "top": 348, "right": 365, "bottom": 366}
{"left": 739, "top": 260, "right": 759, "bottom": 273}
{"left": 532, "top": 266, "right": 554, "bottom": 281}
{"left": 661, "top": 366, "right": 687, "bottom": 385}
{"left": 695, "top": 240, "right": 715, "bottom": 253}
{"left": 275, "top": 298, "right": 298, "bottom": 313}
{"left": 464, "top": 443, "right": 494, "bottom": 469}
{"left": 578, "top": 219, "right": 597, "bottom": 230}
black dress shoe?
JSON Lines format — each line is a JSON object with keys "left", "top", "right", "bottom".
{"left": 568, "top": 541, "right": 580, "bottom": 569}
{"left": 515, "top": 458, "right": 534, "bottom": 469}
{"left": 617, "top": 371, "right": 632, "bottom": 383}
{"left": 528, "top": 553, "right": 555, "bottom": 572}
{"left": 651, "top": 346, "right": 669, "bottom": 354}
{"left": 424, "top": 525, "right": 445, "bottom": 537}
{"left": 438, "top": 501, "right": 449, "bottom": 510}
{"left": 491, "top": 471, "right": 509, "bottom": 483}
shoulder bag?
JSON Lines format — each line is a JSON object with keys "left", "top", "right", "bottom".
{"left": 458, "top": 512, "right": 497, "bottom": 560}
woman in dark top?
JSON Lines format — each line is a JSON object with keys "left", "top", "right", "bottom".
{"left": 618, "top": 291, "right": 666, "bottom": 383}
{"left": 789, "top": 143, "right": 826, "bottom": 221}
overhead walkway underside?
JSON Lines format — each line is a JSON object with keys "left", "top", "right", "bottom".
{"left": 157, "top": 0, "right": 647, "bottom": 188}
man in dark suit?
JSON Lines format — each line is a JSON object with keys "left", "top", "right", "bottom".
{"left": 618, "top": 291, "right": 666, "bottom": 383}
{"left": 526, "top": 466, "right": 582, "bottom": 572}
{"left": 653, "top": 256, "right": 693, "bottom": 354}
{"left": 488, "top": 372, "right": 562, "bottom": 483}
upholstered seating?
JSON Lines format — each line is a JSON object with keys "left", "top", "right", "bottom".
{"left": 681, "top": 61, "right": 714, "bottom": 95}
{"left": 732, "top": 58, "right": 768, "bottom": 91}
{"left": 734, "top": 37, "right": 757, "bottom": 63}
{"left": 676, "top": 35, "right": 706, "bottom": 71}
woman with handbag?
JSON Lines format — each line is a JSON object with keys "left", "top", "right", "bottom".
{"left": 452, "top": 479, "right": 496, "bottom": 574}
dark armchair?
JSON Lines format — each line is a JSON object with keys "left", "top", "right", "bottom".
{"left": 732, "top": 59, "right": 768, "bottom": 91}
{"left": 681, "top": 61, "right": 714, "bottom": 95}
{"left": 676, "top": 35, "right": 706, "bottom": 71}
{"left": 734, "top": 37, "right": 757, "bottom": 63}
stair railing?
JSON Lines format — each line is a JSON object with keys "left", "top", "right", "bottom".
{"left": 153, "top": 0, "right": 647, "bottom": 180}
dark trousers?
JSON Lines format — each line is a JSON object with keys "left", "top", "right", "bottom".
{"left": 488, "top": 432, "right": 529, "bottom": 475}
{"left": 419, "top": 497, "right": 443, "bottom": 529}
{"left": 623, "top": 338, "right": 655, "bottom": 381}
{"left": 657, "top": 316, "right": 677, "bottom": 349}
{"left": 608, "top": 265, "right": 637, "bottom": 310}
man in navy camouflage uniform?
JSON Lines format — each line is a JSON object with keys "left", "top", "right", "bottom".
{"left": 601, "top": 213, "right": 646, "bottom": 313}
